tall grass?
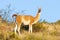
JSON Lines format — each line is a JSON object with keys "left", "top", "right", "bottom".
{"left": 0, "top": 20, "right": 60, "bottom": 40}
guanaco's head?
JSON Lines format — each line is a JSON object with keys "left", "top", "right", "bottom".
{"left": 38, "top": 8, "right": 41, "bottom": 13}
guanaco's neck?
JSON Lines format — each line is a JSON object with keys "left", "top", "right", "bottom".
{"left": 34, "top": 8, "right": 41, "bottom": 23}
{"left": 35, "top": 13, "right": 40, "bottom": 20}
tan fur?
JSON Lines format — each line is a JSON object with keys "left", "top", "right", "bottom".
{"left": 12, "top": 8, "right": 41, "bottom": 35}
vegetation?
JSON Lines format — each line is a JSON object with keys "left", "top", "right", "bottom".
{"left": 0, "top": 19, "right": 60, "bottom": 40}
{"left": 0, "top": 5, "right": 60, "bottom": 40}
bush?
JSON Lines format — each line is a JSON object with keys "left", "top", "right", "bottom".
{"left": 33, "top": 22, "right": 46, "bottom": 32}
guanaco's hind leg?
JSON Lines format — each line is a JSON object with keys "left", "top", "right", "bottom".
{"left": 14, "top": 23, "right": 17, "bottom": 34}
{"left": 17, "top": 24, "right": 21, "bottom": 35}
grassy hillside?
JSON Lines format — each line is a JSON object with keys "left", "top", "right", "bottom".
{"left": 0, "top": 20, "right": 60, "bottom": 40}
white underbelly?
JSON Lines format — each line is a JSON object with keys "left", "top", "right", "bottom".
{"left": 22, "top": 19, "right": 30, "bottom": 25}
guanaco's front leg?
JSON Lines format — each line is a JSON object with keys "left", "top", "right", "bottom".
{"left": 29, "top": 24, "right": 32, "bottom": 33}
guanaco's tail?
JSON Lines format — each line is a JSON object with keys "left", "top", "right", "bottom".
{"left": 12, "top": 14, "right": 17, "bottom": 18}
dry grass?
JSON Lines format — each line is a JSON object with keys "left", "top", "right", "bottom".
{"left": 0, "top": 20, "right": 60, "bottom": 40}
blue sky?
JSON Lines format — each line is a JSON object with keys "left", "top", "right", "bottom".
{"left": 0, "top": 0, "right": 60, "bottom": 22}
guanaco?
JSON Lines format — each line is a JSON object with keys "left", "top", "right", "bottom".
{"left": 12, "top": 8, "right": 41, "bottom": 35}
